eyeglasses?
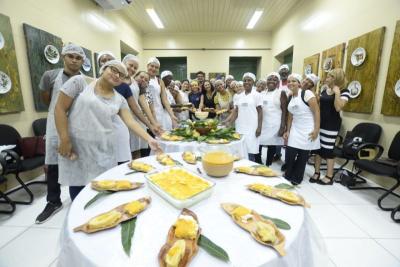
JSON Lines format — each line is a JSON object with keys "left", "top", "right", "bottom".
{"left": 108, "top": 66, "right": 126, "bottom": 78}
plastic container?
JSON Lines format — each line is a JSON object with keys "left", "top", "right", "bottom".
{"left": 145, "top": 167, "right": 215, "bottom": 209}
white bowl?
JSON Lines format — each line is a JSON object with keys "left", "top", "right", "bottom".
{"left": 195, "top": 111, "right": 209, "bottom": 120}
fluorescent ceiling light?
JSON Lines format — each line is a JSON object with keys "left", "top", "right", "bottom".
{"left": 247, "top": 9, "right": 263, "bottom": 29}
{"left": 146, "top": 9, "right": 164, "bottom": 29}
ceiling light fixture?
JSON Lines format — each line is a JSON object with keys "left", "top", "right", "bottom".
{"left": 146, "top": 9, "right": 164, "bottom": 29}
{"left": 247, "top": 9, "right": 263, "bottom": 29}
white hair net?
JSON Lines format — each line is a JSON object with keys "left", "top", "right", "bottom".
{"left": 226, "top": 74, "right": 234, "bottom": 80}
{"left": 242, "top": 72, "right": 256, "bottom": 82}
{"left": 266, "top": 72, "right": 281, "bottom": 81}
{"left": 161, "top": 70, "right": 173, "bottom": 79}
{"left": 61, "top": 43, "right": 85, "bottom": 59}
{"left": 278, "top": 64, "right": 290, "bottom": 72}
{"left": 305, "top": 73, "right": 320, "bottom": 87}
{"left": 288, "top": 73, "right": 303, "bottom": 83}
{"left": 99, "top": 59, "right": 128, "bottom": 77}
{"left": 147, "top": 57, "right": 160, "bottom": 66}
{"left": 122, "top": 54, "right": 139, "bottom": 65}
{"left": 97, "top": 51, "right": 116, "bottom": 66}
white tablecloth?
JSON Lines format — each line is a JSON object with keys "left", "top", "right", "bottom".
{"left": 58, "top": 153, "right": 328, "bottom": 267}
{"left": 153, "top": 138, "right": 248, "bottom": 159}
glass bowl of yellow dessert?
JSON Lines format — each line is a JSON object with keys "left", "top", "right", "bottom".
{"left": 201, "top": 150, "right": 235, "bottom": 177}
{"left": 145, "top": 167, "right": 215, "bottom": 209}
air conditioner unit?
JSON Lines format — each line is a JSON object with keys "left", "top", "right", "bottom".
{"left": 93, "top": 0, "right": 133, "bottom": 10}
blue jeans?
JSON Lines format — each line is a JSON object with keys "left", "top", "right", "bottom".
{"left": 69, "top": 186, "right": 85, "bottom": 201}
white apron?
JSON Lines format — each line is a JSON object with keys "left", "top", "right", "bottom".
{"left": 113, "top": 115, "right": 131, "bottom": 163}
{"left": 260, "top": 89, "right": 284, "bottom": 146}
{"left": 129, "top": 81, "right": 148, "bottom": 152}
{"left": 287, "top": 89, "right": 320, "bottom": 150}
{"left": 45, "top": 70, "right": 64, "bottom": 165}
{"left": 58, "top": 83, "right": 120, "bottom": 186}
{"left": 235, "top": 91, "right": 261, "bottom": 154}
{"left": 149, "top": 78, "right": 172, "bottom": 130}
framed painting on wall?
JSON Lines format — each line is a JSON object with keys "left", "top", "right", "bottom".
{"left": 303, "top": 53, "right": 320, "bottom": 77}
{"left": 80, "top": 47, "right": 94, "bottom": 78}
{"left": 319, "top": 43, "right": 345, "bottom": 92}
{"left": 0, "top": 13, "right": 24, "bottom": 114}
{"left": 208, "top": 72, "right": 226, "bottom": 80}
{"left": 23, "top": 23, "right": 63, "bottom": 112}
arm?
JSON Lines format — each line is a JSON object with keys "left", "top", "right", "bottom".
{"left": 333, "top": 86, "right": 347, "bottom": 112}
{"left": 256, "top": 106, "right": 262, "bottom": 137}
{"left": 54, "top": 92, "right": 75, "bottom": 158}
{"left": 199, "top": 95, "right": 205, "bottom": 110}
{"left": 224, "top": 106, "right": 238, "bottom": 124}
{"left": 278, "top": 91, "right": 288, "bottom": 136}
{"left": 283, "top": 113, "right": 293, "bottom": 141}
{"left": 41, "top": 91, "right": 51, "bottom": 106}
{"left": 308, "top": 97, "right": 320, "bottom": 141}
{"left": 119, "top": 108, "right": 163, "bottom": 153}
{"left": 138, "top": 95, "right": 162, "bottom": 133}
{"left": 126, "top": 96, "right": 155, "bottom": 132}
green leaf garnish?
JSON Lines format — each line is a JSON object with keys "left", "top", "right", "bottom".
{"left": 198, "top": 234, "right": 230, "bottom": 262}
{"left": 121, "top": 217, "right": 137, "bottom": 256}
{"left": 261, "top": 215, "right": 291, "bottom": 230}
{"left": 84, "top": 191, "right": 115, "bottom": 209}
{"left": 274, "top": 183, "right": 296, "bottom": 190}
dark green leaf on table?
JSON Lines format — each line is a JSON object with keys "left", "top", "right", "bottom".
{"left": 121, "top": 217, "right": 137, "bottom": 256}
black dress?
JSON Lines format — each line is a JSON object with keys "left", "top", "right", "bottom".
{"left": 318, "top": 88, "right": 350, "bottom": 158}
{"left": 203, "top": 91, "right": 216, "bottom": 118}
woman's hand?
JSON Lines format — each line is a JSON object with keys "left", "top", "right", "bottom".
{"left": 309, "top": 129, "right": 319, "bottom": 141}
{"left": 148, "top": 138, "right": 163, "bottom": 154}
{"left": 332, "top": 85, "right": 341, "bottom": 95}
{"left": 283, "top": 131, "right": 289, "bottom": 141}
{"left": 278, "top": 126, "right": 285, "bottom": 137}
{"left": 58, "top": 138, "right": 77, "bottom": 160}
{"left": 171, "top": 116, "right": 179, "bottom": 129}
{"left": 255, "top": 127, "right": 261, "bottom": 137}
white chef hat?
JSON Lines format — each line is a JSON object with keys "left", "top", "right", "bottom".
{"left": 161, "top": 70, "right": 173, "bottom": 79}
{"left": 99, "top": 59, "right": 128, "bottom": 77}
{"left": 97, "top": 51, "right": 115, "bottom": 66}
{"left": 278, "top": 64, "right": 290, "bottom": 72}
{"left": 122, "top": 54, "right": 139, "bottom": 64}
{"left": 305, "top": 73, "right": 320, "bottom": 87}
{"left": 61, "top": 43, "right": 86, "bottom": 59}
{"left": 226, "top": 74, "right": 234, "bottom": 80}
{"left": 147, "top": 57, "right": 160, "bottom": 66}
{"left": 288, "top": 73, "right": 303, "bottom": 83}
{"left": 266, "top": 72, "right": 281, "bottom": 80}
{"left": 242, "top": 72, "right": 256, "bottom": 82}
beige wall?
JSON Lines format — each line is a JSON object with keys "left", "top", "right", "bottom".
{"left": 271, "top": 0, "right": 400, "bottom": 185}
{"left": 0, "top": 0, "right": 142, "bottom": 188}
{"left": 141, "top": 32, "right": 272, "bottom": 80}
{"left": 0, "top": 0, "right": 143, "bottom": 137}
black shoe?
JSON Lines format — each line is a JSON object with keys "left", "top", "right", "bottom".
{"left": 309, "top": 172, "right": 320, "bottom": 183}
{"left": 316, "top": 176, "right": 334, "bottom": 185}
{"left": 273, "top": 154, "right": 282, "bottom": 162}
{"left": 35, "top": 202, "right": 63, "bottom": 224}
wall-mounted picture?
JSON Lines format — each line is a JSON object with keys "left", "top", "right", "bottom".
{"left": 43, "top": 44, "right": 60, "bottom": 64}
{"left": 323, "top": 57, "right": 333, "bottom": 72}
{"left": 395, "top": 79, "right": 400, "bottom": 98}
{"left": 0, "top": 71, "right": 12, "bottom": 94}
{"left": 209, "top": 72, "right": 226, "bottom": 80}
{"left": 80, "top": 47, "right": 94, "bottom": 77}
{"left": 351, "top": 47, "right": 367, "bottom": 67}
{"left": 348, "top": 80, "right": 362, "bottom": 99}
{"left": 304, "top": 64, "right": 312, "bottom": 75}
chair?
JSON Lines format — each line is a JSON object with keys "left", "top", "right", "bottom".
{"left": 332, "top": 122, "right": 382, "bottom": 177}
{"left": 0, "top": 123, "right": 46, "bottom": 211}
{"left": 352, "top": 131, "right": 400, "bottom": 222}
{"left": 32, "top": 118, "right": 47, "bottom": 137}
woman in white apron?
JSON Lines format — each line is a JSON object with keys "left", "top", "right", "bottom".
{"left": 146, "top": 57, "right": 178, "bottom": 131}
{"left": 226, "top": 73, "right": 262, "bottom": 161}
{"left": 258, "top": 72, "right": 288, "bottom": 165}
{"left": 283, "top": 73, "right": 320, "bottom": 185}
{"left": 55, "top": 60, "right": 161, "bottom": 200}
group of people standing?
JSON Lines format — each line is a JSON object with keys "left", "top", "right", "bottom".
{"left": 35, "top": 42, "right": 349, "bottom": 224}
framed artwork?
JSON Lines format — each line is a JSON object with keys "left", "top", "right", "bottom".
{"left": 80, "top": 47, "right": 94, "bottom": 77}
{"left": 303, "top": 53, "right": 320, "bottom": 77}
{"left": 23, "top": 23, "right": 63, "bottom": 111}
{"left": 319, "top": 43, "right": 345, "bottom": 92}
{"left": 0, "top": 13, "right": 24, "bottom": 114}
{"left": 208, "top": 72, "right": 226, "bottom": 80}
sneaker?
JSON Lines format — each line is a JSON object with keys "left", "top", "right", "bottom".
{"left": 35, "top": 202, "right": 62, "bottom": 224}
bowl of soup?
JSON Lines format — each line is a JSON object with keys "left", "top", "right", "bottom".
{"left": 202, "top": 150, "right": 234, "bottom": 177}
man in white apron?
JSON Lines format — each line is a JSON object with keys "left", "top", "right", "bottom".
{"left": 225, "top": 72, "right": 262, "bottom": 161}
{"left": 35, "top": 43, "right": 85, "bottom": 224}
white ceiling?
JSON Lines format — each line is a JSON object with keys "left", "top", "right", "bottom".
{"left": 122, "top": 0, "right": 300, "bottom": 33}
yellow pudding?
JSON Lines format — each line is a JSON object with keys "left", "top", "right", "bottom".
{"left": 249, "top": 183, "right": 274, "bottom": 195}
{"left": 123, "top": 200, "right": 145, "bottom": 216}
{"left": 115, "top": 180, "right": 131, "bottom": 190}
{"left": 174, "top": 215, "right": 198, "bottom": 240}
{"left": 202, "top": 151, "right": 234, "bottom": 177}
{"left": 232, "top": 206, "right": 253, "bottom": 223}
{"left": 96, "top": 180, "right": 116, "bottom": 190}
{"left": 165, "top": 239, "right": 186, "bottom": 267}
{"left": 276, "top": 190, "right": 300, "bottom": 203}
{"left": 88, "top": 210, "right": 122, "bottom": 230}
{"left": 256, "top": 221, "right": 277, "bottom": 243}
{"left": 130, "top": 161, "right": 154, "bottom": 172}
{"left": 161, "top": 132, "right": 184, "bottom": 141}
{"left": 157, "top": 154, "right": 176, "bottom": 166}
{"left": 182, "top": 151, "right": 196, "bottom": 164}
{"left": 149, "top": 168, "right": 211, "bottom": 200}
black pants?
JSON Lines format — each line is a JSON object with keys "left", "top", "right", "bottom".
{"left": 284, "top": 146, "right": 310, "bottom": 184}
{"left": 69, "top": 186, "right": 85, "bottom": 201}
{"left": 139, "top": 129, "right": 154, "bottom": 157}
{"left": 255, "top": 145, "right": 277, "bottom": 166}
{"left": 46, "top": 164, "right": 61, "bottom": 204}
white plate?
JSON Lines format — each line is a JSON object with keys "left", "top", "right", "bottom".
{"left": 348, "top": 80, "right": 362, "bottom": 99}
{"left": 44, "top": 44, "right": 60, "bottom": 64}
{"left": 145, "top": 166, "right": 215, "bottom": 209}
{"left": 0, "top": 32, "right": 4, "bottom": 50}
{"left": 323, "top": 57, "right": 333, "bottom": 72}
{"left": 0, "top": 71, "right": 12, "bottom": 94}
{"left": 395, "top": 79, "right": 400, "bottom": 98}
{"left": 304, "top": 64, "right": 312, "bottom": 75}
{"left": 351, "top": 47, "right": 366, "bottom": 67}
{"left": 82, "top": 57, "right": 91, "bottom": 72}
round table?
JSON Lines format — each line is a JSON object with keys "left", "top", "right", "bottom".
{"left": 59, "top": 153, "right": 328, "bottom": 267}
{"left": 153, "top": 138, "right": 248, "bottom": 159}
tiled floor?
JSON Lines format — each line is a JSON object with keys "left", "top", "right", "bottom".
{"left": 0, "top": 157, "right": 399, "bottom": 267}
